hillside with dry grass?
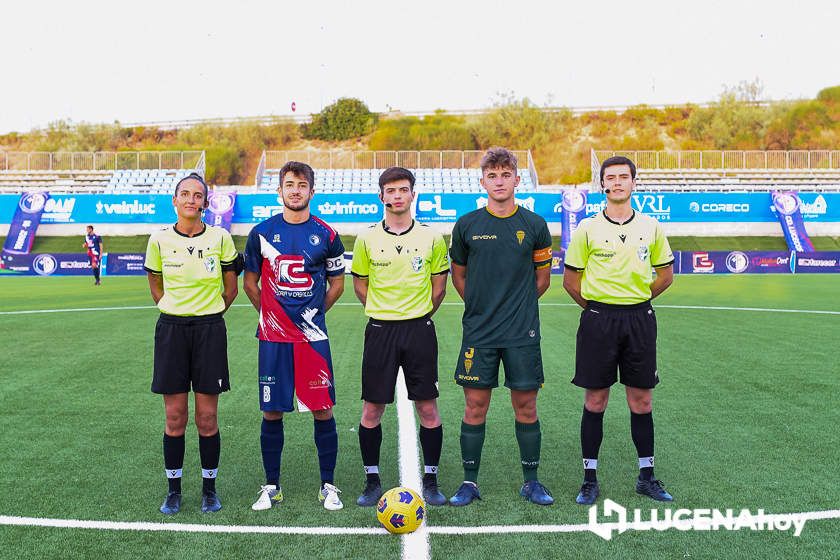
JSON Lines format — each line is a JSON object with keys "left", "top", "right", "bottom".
{"left": 2, "top": 82, "right": 838, "bottom": 186}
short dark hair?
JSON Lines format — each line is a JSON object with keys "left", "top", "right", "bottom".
{"left": 480, "top": 147, "right": 518, "bottom": 174}
{"left": 378, "top": 167, "right": 415, "bottom": 191}
{"left": 279, "top": 161, "right": 315, "bottom": 188}
{"left": 174, "top": 172, "right": 209, "bottom": 197}
{"left": 86, "top": 225, "right": 94, "bottom": 230}
{"left": 599, "top": 156, "right": 636, "bottom": 182}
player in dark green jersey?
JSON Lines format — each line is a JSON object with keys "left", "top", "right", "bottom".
{"left": 448, "top": 147, "right": 554, "bottom": 506}
{"left": 563, "top": 156, "right": 675, "bottom": 505}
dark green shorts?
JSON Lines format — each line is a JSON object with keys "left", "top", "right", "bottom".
{"left": 454, "top": 342, "right": 544, "bottom": 390}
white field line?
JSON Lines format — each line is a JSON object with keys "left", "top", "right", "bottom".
{"left": 1, "top": 508, "right": 838, "bottom": 536}
{"left": 3, "top": 302, "right": 840, "bottom": 316}
{"left": 395, "top": 367, "right": 430, "bottom": 560}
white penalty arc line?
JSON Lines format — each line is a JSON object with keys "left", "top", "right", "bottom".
{"left": 3, "top": 302, "right": 840, "bottom": 316}
{"left": 1, "top": 509, "right": 838, "bottom": 536}
{"left": 395, "top": 367, "right": 431, "bottom": 560}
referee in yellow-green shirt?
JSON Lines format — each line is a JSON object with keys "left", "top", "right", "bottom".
{"left": 144, "top": 173, "right": 241, "bottom": 515}
{"left": 350, "top": 167, "right": 450, "bottom": 508}
{"left": 563, "top": 156, "right": 675, "bottom": 505}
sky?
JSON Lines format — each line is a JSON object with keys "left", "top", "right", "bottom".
{"left": 1, "top": 0, "right": 839, "bottom": 134}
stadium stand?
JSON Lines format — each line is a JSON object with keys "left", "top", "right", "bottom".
{"left": 0, "top": 151, "right": 205, "bottom": 193}
{"left": 255, "top": 150, "right": 540, "bottom": 193}
{"left": 593, "top": 150, "right": 840, "bottom": 191}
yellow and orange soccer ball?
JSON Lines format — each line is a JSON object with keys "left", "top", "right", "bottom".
{"left": 376, "top": 487, "right": 425, "bottom": 534}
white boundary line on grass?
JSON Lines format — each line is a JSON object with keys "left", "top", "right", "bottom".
{"left": 3, "top": 302, "right": 840, "bottom": 316}
{"left": 2, "top": 508, "right": 838, "bottom": 536}
{"left": 395, "top": 367, "right": 431, "bottom": 560}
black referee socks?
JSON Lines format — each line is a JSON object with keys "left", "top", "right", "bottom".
{"left": 199, "top": 431, "right": 221, "bottom": 494}
{"left": 630, "top": 411, "right": 655, "bottom": 480}
{"left": 581, "top": 407, "right": 604, "bottom": 482}
{"left": 163, "top": 433, "right": 185, "bottom": 493}
{"left": 419, "top": 425, "right": 443, "bottom": 483}
{"left": 359, "top": 423, "right": 383, "bottom": 483}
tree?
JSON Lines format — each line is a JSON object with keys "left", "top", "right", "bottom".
{"left": 304, "top": 98, "right": 375, "bottom": 141}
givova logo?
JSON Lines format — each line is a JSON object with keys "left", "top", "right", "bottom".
{"left": 588, "top": 499, "right": 808, "bottom": 541}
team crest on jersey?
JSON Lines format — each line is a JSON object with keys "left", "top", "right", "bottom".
{"left": 204, "top": 256, "right": 217, "bottom": 273}
{"left": 273, "top": 234, "right": 281, "bottom": 243}
{"left": 411, "top": 256, "right": 423, "bottom": 272}
{"left": 637, "top": 246, "right": 650, "bottom": 261}
{"left": 516, "top": 230, "right": 525, "bottom": 245}
{"left": 309, "top": 234, "right": 321, "bottom": 246}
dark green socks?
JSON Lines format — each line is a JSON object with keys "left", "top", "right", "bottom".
{"left": 515, "top": 420, "right": 542, "bottom": 482}
{"left": 460, "top": 421, "right": 486, "bottom": 483}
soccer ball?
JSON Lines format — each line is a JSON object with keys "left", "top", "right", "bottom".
{"left": 376, "top": 487, "right": 425, "bottom": 534}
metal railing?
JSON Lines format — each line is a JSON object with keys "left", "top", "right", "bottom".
{"left": 258, "top": 150, "right": 538, "bottom": 186}
{"left": 593, "top": 150, "right": 840, "bottom": 171}
{"left": 0, "top": 151, "right": 205, "bottom": 172}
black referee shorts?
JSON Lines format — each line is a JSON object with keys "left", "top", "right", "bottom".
{"left": 362, "top": 314, "right": 439, "bottom": 403}
{"left": 572, "top": 300, "right": 659, "bottom": 390}
{"left": 152, "top": 312, "right": 231, "bottom": 395}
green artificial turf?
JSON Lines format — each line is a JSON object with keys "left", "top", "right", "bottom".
{"left": 0, "top": 275, "right": 838, "bottom": 558}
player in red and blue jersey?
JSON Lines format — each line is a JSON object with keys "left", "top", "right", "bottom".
{"left": 83, "top": 225, "right": 104, "bottom": 285}
{"left": 243, "top": 161, "right": 346, "bottom": 511}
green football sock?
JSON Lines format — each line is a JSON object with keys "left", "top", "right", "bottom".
{"left": 460, "top": 421, "right": 486, "bottom": 483}
{"left": 515, "top": 420, "right": 541, "bottom": 482}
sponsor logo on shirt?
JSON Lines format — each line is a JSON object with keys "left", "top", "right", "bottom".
{"left": 471, "top": 234, "right": 497, "bottom": 240}
{"left": 273, "top": 255, "right": 314, "bottom": 291}
{"left": 592, "top": 251, "right": 616, "bottom": 259}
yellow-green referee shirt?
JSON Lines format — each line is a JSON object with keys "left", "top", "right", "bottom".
{"left": 564, "top": 210, "right": 674, "bottom": 305}
{"left": 351, "top": 221, "right": 449, "bottom": 320}
{"left": 144, "top": 223, "right": 239, "bottom": 316}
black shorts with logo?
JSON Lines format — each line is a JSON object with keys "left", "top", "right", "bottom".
{"left": 572, "top": 300, "right": 659, "bottom": 389}
{"left": 152, "top": 312, "right": 231, "bottom": 395}
{"left": 362, "top": 314, "right": 439, "bottom": 403}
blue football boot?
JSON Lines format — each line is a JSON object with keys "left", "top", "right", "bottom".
{"left": 448, "top": 482, "right": 481, "bottom": 507}
{"left": 201, "top": 491, "right": 222, "bottom": 512}
{"left": 635, "top": 478, "right": 673, "bottom": 502}
{"left": 575, "top": 481, "right": 600, "bottom": 505}
{"left": 160, "top": 492, "right": 181, "bottom": 515}
{"left": 520, "top": 480, "right": 554, "bottom": 505}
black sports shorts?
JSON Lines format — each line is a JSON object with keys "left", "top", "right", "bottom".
{"left": 572, "top": 300, "right": 659, "bottom": 389}
{"left": 361, "top": 314, "right": 439, "bottom": 403}
{"left": 152, "top": 312, "right": 231, "bottom": 395}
